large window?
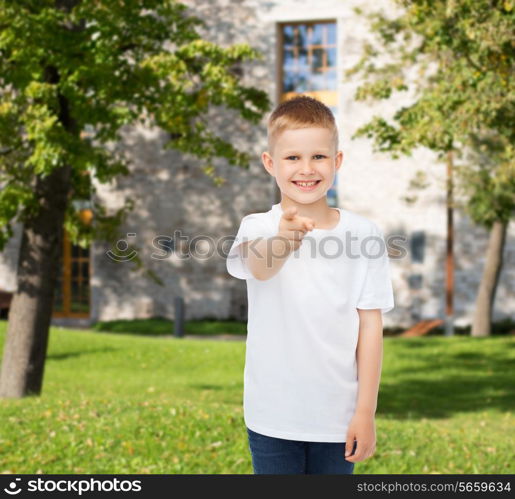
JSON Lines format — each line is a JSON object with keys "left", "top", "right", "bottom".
{"left": 278, "top": 21, "right": 339, "bottom": 207}
{"left": 53, "top": 210, "right": 91, "bottom": 318}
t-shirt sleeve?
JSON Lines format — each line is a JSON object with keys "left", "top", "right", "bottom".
{"left": 226, "top": 214, "right": 273, "bottom": 280}
{"left": 356, "top": 224, "right": 395, "bottom": 314}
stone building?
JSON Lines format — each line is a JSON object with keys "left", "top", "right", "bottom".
{"left": 1, "top": 0, "right": 514, "bottom": 329}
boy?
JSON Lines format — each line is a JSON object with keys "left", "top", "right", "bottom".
{"left": 226, "top": 95, "right": 394, "bottom": 474}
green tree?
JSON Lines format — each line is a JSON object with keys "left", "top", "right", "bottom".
{"left": 0, "top": 0, "right": 270, "bottom": 398}
{"left": 346, "top": 0, "right": 514, "bottom": 336}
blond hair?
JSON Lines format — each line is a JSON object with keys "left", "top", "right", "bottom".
{"left": 267, "top": 95, "right": 338, "bottom": 154}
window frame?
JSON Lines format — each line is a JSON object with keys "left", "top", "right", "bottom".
{"left": 52, "top": 209, "right": 92, "bottom": 319}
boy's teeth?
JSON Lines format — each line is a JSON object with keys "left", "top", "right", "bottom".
{"left": 295, "top": 181, "right": 318, "bottom": 186}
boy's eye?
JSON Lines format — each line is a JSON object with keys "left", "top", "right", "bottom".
{"left": 286, "top": 155, "right": 326, "bottom": 160}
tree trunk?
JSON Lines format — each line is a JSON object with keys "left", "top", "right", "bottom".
{"left": 0, "top": 2, "right": 83, "bottom": 398}
{"left": 471, "top": 220, "right": 508, "bottom": 337}
{"left": 0, "top": 164, "right": 72, "bottom": 398}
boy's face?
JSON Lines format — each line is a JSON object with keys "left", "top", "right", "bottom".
{"left": 262, "top": 127, "right": 343, "bottom": 205}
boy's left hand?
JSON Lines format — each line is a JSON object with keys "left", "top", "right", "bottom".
{"left": 344, "top": 412, "right": 376, "bottom": 463}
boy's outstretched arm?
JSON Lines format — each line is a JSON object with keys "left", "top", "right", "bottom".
{"left": 242, "top": 206, "right": 315, "bottom": 281}
{"left": 344, "top": 308, "right": 383, "bottom": 463}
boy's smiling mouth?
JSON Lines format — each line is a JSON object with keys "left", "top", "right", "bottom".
{"left": 292, "top": 180, "right": 322, "bottom": 191}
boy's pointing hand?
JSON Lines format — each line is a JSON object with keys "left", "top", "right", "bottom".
{"left": 277, "top": 206, "right": 316, "bottom": 252}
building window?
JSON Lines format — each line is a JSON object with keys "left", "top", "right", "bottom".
{"left": 53, "top": 209, "right": 91, "bottom": 318}
{"left": 278, "top": 20, "right": 339, "bottom": 207}
{"left": 410, "top": 230, "right": 426, "bottom": 263}
{"left": 281, "top": 22, "right": 337, "bottom": 102}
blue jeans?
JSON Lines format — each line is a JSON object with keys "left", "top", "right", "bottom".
{"left": 246, "top": 427, "right": 356, "bottom": 475}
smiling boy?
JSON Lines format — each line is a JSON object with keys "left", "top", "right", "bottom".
{"left": 226, "top": 95, "right": 394, "bottom": 474}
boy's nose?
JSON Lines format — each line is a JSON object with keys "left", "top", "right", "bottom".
{"left": 299, "top": 162, "right": 316, "bottom": 174}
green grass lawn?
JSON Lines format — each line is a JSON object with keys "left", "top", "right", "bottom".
{"left": 88, "top": 316, "right": 515, "bottom": 338}
{"left": 0, "top": 319, "right": 513, "bottom": 474}
{"left": 91, "top": 317, "right": 248, "bottom": 337}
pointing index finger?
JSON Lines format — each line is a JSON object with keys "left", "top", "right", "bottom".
{"left": 282, "top": 207, "right": 297, "bottom": 220}
{"left": 303, "top": 217, "right": 316, "bottom": 231}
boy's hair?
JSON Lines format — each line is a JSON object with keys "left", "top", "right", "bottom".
{"left": 267, "top": 95, "right": 339, "bottom": 154}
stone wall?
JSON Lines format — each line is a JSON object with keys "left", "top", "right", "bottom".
{"left": 1, "top": 0, "right": 514, "bottom": 329}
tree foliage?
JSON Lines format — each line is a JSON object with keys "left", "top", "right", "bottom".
{"left": 346, "top": 0, "right": 514, "bottom": 227}
{"left": 0, "top": 0, "right": 270, "bottom": 258}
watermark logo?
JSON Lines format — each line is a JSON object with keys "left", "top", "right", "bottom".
{"left": 105, "top": 233, "right": 138, "bottom": 262}
{"left": 0, "top": 477, "right": 143, "bottom": 495}
{"left": 3, "top": 478, "right": 22, "bottom": 495}
{"left": 105, "top": 230, "right": 408, "bottom": 263}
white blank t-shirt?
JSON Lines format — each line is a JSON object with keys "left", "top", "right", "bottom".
{"left": 226, "top": 203, "right": 394, "bottom": 442}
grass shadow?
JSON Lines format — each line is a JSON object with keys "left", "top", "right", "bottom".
{"left": 379, "top": 338, "right": 515, "bottom": 419}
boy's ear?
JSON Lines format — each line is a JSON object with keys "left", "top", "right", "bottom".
{"left": 335, "top": 150, "right": 344, "bottom": 171}
{"left": 261, "top": 151, "right": 274, "bottom": 175}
